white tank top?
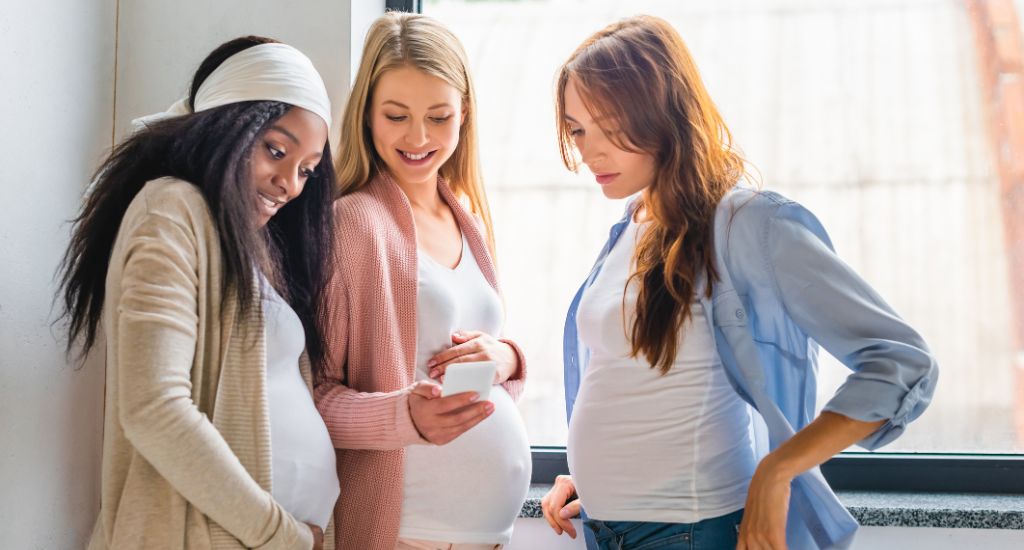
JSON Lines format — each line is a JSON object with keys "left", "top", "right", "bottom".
{"left": 398, "top": 235, "right": 532, "bottom": 545}
{"left": 262, "top": 281, "right": 340, "bottom": 529}
{"left": 568, "top": 220, "right": 756, "bottom": 523}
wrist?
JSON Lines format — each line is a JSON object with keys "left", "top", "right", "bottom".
{"left": 756, "top": 451, "right": 799, "bottom": 483}
{"left": 401, "top": 392, "right": 429, "bottom": 445}
{"left": 503, "top": 342, "right": 520, "bottom": 378}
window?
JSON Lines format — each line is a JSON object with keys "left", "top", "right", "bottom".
{"left": 425, "top": 0, "right": 1024, "bottom": 484}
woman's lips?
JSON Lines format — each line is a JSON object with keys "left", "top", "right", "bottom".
{"left": 397, "top": 149, "right": 437, "bottom": 166}
{"left": 595, "top": 173, "right": 619, "bottom": 185}
{"left": 258, "top": 192, "right": 283, "bottom": 218}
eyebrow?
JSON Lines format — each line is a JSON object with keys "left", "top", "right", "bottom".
{"left": 383, "top": 100, "right": 454, "bottom": 110}
{"left": 268, "top": 125, "right": 300, "bottom": 145}
{"left": 564, "top": 114, "right": 612, "bottom": 125}
{"left": 266, "top": 126, "right": 323, "bottom": 160}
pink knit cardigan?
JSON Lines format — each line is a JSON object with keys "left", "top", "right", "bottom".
{"left": 314, "top": 174, "right": 527, "bottom": 550}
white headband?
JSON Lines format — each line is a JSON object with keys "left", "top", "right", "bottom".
{"left": 131, "top": 42, "right": 332, "bottom": 131}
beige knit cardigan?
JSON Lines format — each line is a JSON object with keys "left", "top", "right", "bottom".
{"left": 315, "top": 174, "right": 527, "bottom": 550}
{"left": 86, "top": 178, "right": 330, "bottom": 549}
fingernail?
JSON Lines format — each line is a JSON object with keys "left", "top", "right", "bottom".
{"left": 427, "top": 359, "right": 436, "bottom": 367}
{"left": 432, "top": 386, "right": 440, "bottom": 396}
{"left": 559, "top": 509, "right": 569, "bottom": 519}
{"left": 485, "top": 402, "right": 495, "bottom": 413}
{"left": 429, "top": 369, "right": 439, "bottom": 378}
{"left": 469, "top": 392, "right": 479, "bottom": 402}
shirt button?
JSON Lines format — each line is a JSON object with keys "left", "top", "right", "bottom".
{"left": 735, "top": 309, "right": 745, "bottom": 320}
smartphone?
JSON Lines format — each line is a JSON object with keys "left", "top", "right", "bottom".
{"left": 441, "top": 361, "right": 497, "bottom": 401}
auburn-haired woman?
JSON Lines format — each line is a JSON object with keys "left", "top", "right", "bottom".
{"left": 541, "top": 16, "right": 938, "bottom": 550}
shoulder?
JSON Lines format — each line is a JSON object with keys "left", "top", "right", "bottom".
{"left": 126, "top": 177, "right": 213, "bottom": 230}
{"left": 333, "top": 186, "right": 397, "bottom": 245}
{"left": 715, "top": 186, "right": 831, "bottom": 252}
{"left": 116, "top": 177, "right": 214, "bottom": 244}
{"left": 112, "top": 179, "right": 213, "bottom": 273}
{"left": 333, "top": 176, "right": 405, "bottom": 229}
{"left": 334, "top": 185, "right": 381, "bottom": 217}
{"left": 331, "top": 178, "right": 415, "bottom": 272}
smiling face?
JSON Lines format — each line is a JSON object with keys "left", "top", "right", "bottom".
{"left": 250, "top": 106, "right": 328, "bottom": 227}
{"left": 562, "top": 78, "right": 657, "bottom": 200}
{"left": 368, "top": 65, "right": 464, "bottom": 189}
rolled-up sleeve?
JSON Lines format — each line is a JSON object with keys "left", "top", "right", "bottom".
{"left": 766, "top": 203, "right": 939, "bottom": 449}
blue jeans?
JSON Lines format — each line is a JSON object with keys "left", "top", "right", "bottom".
{"left": 584, "top": 509, "right": 744, "bottom": 550}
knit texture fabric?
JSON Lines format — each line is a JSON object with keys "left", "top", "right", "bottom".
{"left": 315, "top": 174, "right": 527, "bottom": 550}
{"left": 87, "top": 178, "right": 327, "bottom": 549}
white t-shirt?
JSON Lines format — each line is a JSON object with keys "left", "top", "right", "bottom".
{"left": 262, "top": 281, "right": 340, "bottom": 529}
{"left": 399, "top": 235, "right": 532, "bottom": 544}
{"left": 568, "top": 219, "right": 757, "bottom": 523}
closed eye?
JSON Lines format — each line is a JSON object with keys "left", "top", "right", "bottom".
{"left": 430, "top": 115, "right": 453, "bottom": 124}
{"left": 386, "top": 115, "right": 408, "bottom": 122}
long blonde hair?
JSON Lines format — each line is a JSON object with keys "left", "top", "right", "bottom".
{"left": 556, "top": 16, "right": 745, "bottom": 374}
{"left": 335, "top": 11, "right": 495, "bottom": 253}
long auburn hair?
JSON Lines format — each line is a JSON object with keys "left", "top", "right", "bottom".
{"left": 56, "top": 36, "right": 337, "bottom": 377}
{"left": 335, "top": 11, "right": 496, "bottom": 254}
{"left": 556, "top": 16, "right": 745, "bottom": 374}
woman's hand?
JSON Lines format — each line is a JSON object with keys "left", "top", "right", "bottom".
{"left": 426, "top": 330, "right": 519, "bottom": 383}
{"left": 540, "top": 474, "right": 582, "bottom": 539}
{"left": 408, "top": 380, "right": 494, "bottom": 445}
{"left": 735, "top": 412, "right": 886, "bottom": 550}
{"left": 737, "top": 458, "right": 792, "bottom": 550}
{"left": 304, "top": 523, "right": 324, "bottom": 550}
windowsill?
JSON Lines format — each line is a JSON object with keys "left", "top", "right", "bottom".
{"left": 520, "top": 485, "right": 1024, "bottom": 530}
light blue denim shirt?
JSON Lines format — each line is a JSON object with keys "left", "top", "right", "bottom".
{"left": 563, "top": 187, "right": 938, "bottom": 550}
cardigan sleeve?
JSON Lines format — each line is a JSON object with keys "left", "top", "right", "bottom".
{"left": 498, "top": 338, "right": 527, "bottom": 401}
{"left": 314, "top": 256, "right": 427, "bottom": 450}
{"left": 115, "top": 211, "right": 312, "bottom": 550}
{"left": 765, "top": 202, "right": 939, "bottom": 449}
{"left": 314, "top": 382, "right": 426, "bottom": 450}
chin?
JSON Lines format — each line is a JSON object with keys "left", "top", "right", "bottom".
{"left": 600, "top": 186, "right": 630, "bottom": 200}
{"left": 393, "top": 163, "right": 441, "bottom": 185}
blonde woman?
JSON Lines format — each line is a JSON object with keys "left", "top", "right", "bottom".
{"left": 315, "top": 12, "right": 531, "bottom": 550}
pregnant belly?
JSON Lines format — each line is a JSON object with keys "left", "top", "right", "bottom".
{"left": 401, "top": 387, "right": 532, "bottom": 537}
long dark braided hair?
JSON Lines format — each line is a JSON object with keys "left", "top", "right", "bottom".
{"left": 56, "top": 36, "right": 337, "bottom": 377}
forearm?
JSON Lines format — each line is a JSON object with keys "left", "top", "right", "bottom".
{"left": 118, "top": 332, "right": 308, "bottom": 549}
{"left": 759, "top": 411, "right": 886, "bottom": 481}
{"left": 121, "top": 392, "right": 310, "bottom": 549}
{"left": 314, "top": 381, "right": 427, "bottom": 450}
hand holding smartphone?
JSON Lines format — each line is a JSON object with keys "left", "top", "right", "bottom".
{"left": 441, "top": 361, "right": 497, "bottom": 401}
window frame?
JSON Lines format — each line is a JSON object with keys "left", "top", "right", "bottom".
{"left": 386, "top": 0, "right": 422, "bottom": 13}
{"left": 532, "top": 448, "right": 1024, "bottom": 493}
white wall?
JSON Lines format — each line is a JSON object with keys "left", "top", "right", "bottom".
{"left": 506, "top": 519, "right": 1024, "bottom": 549}
{"left": 114, "top": 0, "right": 385, "bottom": 144}
{"left": 0, "top": 1, "right": 382, "bottom": 547}
{"left": 0, "top": 0, "right": 115, "bottom": 547}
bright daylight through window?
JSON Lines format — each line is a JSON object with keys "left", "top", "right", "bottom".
{"left": 428, "top": 0, "right": 1024, "bottom": 454}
